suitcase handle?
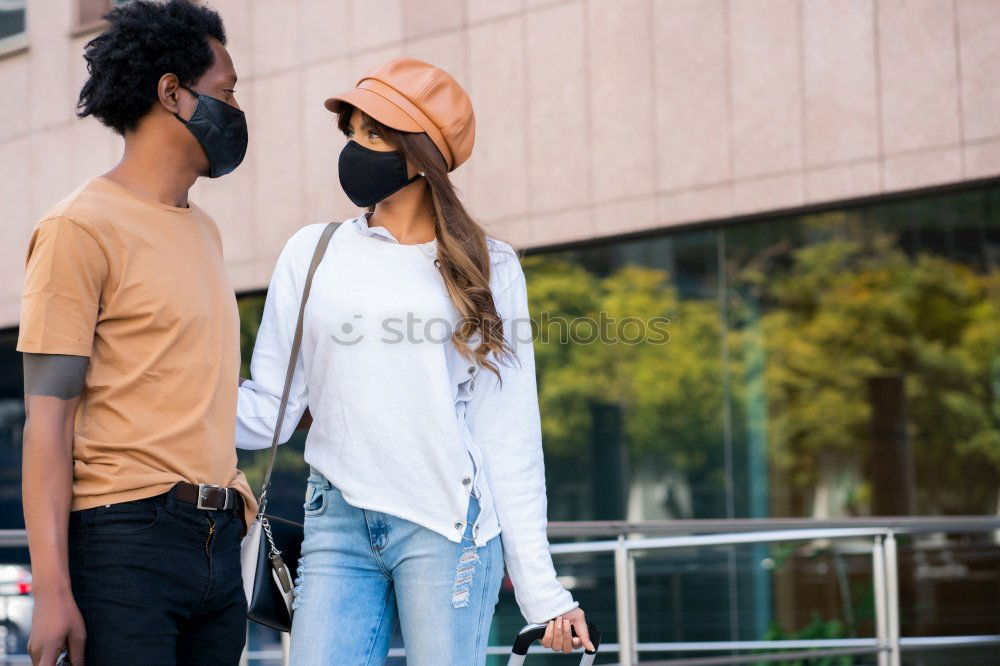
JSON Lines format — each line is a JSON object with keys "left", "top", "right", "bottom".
{"left": 507, "top": 621, "right": 602, "bottom": 665}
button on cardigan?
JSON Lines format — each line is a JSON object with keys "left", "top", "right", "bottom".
{"left": 235, "top": 214, "right": 579, "bottom": 624}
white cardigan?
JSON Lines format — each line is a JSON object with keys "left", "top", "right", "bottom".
{"left": 235, "top": 213, "right": 579, "bottom": 624}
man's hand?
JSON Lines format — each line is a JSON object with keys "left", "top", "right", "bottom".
{"left": 27, "top": 589, "right": 86, "bottom": 666}
{"left": 540, "top": 607, "right": 595, "bottom": 654}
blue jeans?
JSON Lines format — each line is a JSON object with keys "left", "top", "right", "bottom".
{"left": 67, "top": 489, "right": 247, "bottom": 665}
{"left": 288, "top": 468, "right": 505, "bottom": 665}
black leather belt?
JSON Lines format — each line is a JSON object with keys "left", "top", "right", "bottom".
{"left": 174, "top": 482, "right": 242, "bottom": 513}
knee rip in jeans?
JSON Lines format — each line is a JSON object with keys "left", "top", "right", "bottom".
{"left": 451, "top": 544, "right": 481, "bottom": 608}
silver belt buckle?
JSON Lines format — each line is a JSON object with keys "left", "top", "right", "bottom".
{"left": 197, "top": 483, "right": 227, "bottom": 511}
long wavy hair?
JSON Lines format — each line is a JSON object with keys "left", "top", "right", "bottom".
{"left": 335, "top": 105, "right": 517, "bottom": 384}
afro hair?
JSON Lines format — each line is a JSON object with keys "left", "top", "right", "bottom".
{"left": 77, "top": 0, "right": 227, "bottom": 135}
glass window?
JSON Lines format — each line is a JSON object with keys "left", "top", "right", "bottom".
{"left": 531, "top": 186, "right": 1000, "bottom": 524}
{"left": 527, "top": 185, "right": 1000, "bottom": 650}
{"left": 0, "top": 0, "right": 26, "bottom": 46}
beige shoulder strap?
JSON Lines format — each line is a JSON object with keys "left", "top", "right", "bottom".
{"left": 257, "top": 221, "right": 341, "bottom": 514}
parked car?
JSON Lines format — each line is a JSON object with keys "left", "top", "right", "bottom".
{"left": 0, "top": 565, "right": 32, "bottom": 657}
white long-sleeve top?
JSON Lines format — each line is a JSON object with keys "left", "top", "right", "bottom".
{"left": 236, "top": 212, "right": 579, "bottom": 624}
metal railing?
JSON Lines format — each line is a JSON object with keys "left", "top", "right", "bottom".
{"left": 3, "top": 517, "right": 1000, "bottom": 665}
{"left": 544, "top": 516, "right": 1000, "bottom": 665}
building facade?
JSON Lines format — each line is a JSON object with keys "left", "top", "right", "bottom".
{"left": 1, "top": 0, "right": 999, "bottom": 661}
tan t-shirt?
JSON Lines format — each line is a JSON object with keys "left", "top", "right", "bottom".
{"left": 17, "top": 176, "right": 257, "bottom": 530}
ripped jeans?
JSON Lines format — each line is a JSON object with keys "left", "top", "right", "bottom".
{"left": 288, "top": 468, "right": 505, "bottom": 665}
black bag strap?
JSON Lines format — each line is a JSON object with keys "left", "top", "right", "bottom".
{"left": 256, "top": 221, "right": 341, "bottom": 516}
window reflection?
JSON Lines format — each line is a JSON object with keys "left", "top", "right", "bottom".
{"left": 534, "top": 187, "right": 1000, "bottom": 524}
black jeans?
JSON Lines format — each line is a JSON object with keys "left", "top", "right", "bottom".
{"left": 68, "top": 486, "right": 247, "bottom": 665}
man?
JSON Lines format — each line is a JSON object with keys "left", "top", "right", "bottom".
{"left": 18, "top": 2, "right": 256, "bottom": 664}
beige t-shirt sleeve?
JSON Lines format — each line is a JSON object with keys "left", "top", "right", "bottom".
{"left": 17, "top": 216, "right": 108, "bottom": 357}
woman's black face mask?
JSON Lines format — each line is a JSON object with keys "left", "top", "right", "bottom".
{"left": 174, "top": 85, "right": 249, "bottom": 179}
{"left": 338, "top": 140, "right": 423, "bottom": 208}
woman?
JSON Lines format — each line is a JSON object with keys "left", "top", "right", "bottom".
{"left": 236, "top": 57, "right": 594, "bottom": 664}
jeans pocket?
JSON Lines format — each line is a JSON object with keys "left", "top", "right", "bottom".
{"left": 90, "top": 501, "right": 162, "bottom": 535}
{"left": 303, "top": 482, "right": 327, "bottom": 517}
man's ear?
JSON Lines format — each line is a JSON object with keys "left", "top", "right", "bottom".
{"left": 158, "top": 73, "right": 183, "bottom": 115}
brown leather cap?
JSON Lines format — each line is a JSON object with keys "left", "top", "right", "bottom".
{"left": 325, "top": 57, "right": 475, "bottom": 172}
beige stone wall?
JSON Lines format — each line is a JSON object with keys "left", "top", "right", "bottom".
{"left": 1, "top": 0, "right": 999, "bottom": 328}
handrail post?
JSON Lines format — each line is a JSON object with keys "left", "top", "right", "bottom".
{"left": 628, "top": 547, "right": 639, "bottom": 663}
{"left": 884, "top": 530, "right": 901, "bottom": 666}
{"left": 873, "top": 535, "right": 889, "bottom": 666}
{"left": 615, "top": 533, "right": 635, "bottom": 666}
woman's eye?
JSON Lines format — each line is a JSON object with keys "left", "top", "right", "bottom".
{"left": 368, "top": 130, "right": 380, "bottom": 140}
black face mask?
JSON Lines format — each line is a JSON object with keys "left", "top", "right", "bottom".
{"left": 338, "top": 140, "right": 423, "bottom": 207}
{"left": 174, "top": 85, "right": 249, "bottom": 178}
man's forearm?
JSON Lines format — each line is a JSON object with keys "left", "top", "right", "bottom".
{"left": 22, "top": 396, "right": 78, "bottom": 596}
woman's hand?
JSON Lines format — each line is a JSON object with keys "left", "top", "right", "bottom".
{"left": 540, "top": 607, "right": 595, "bottom": 654}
